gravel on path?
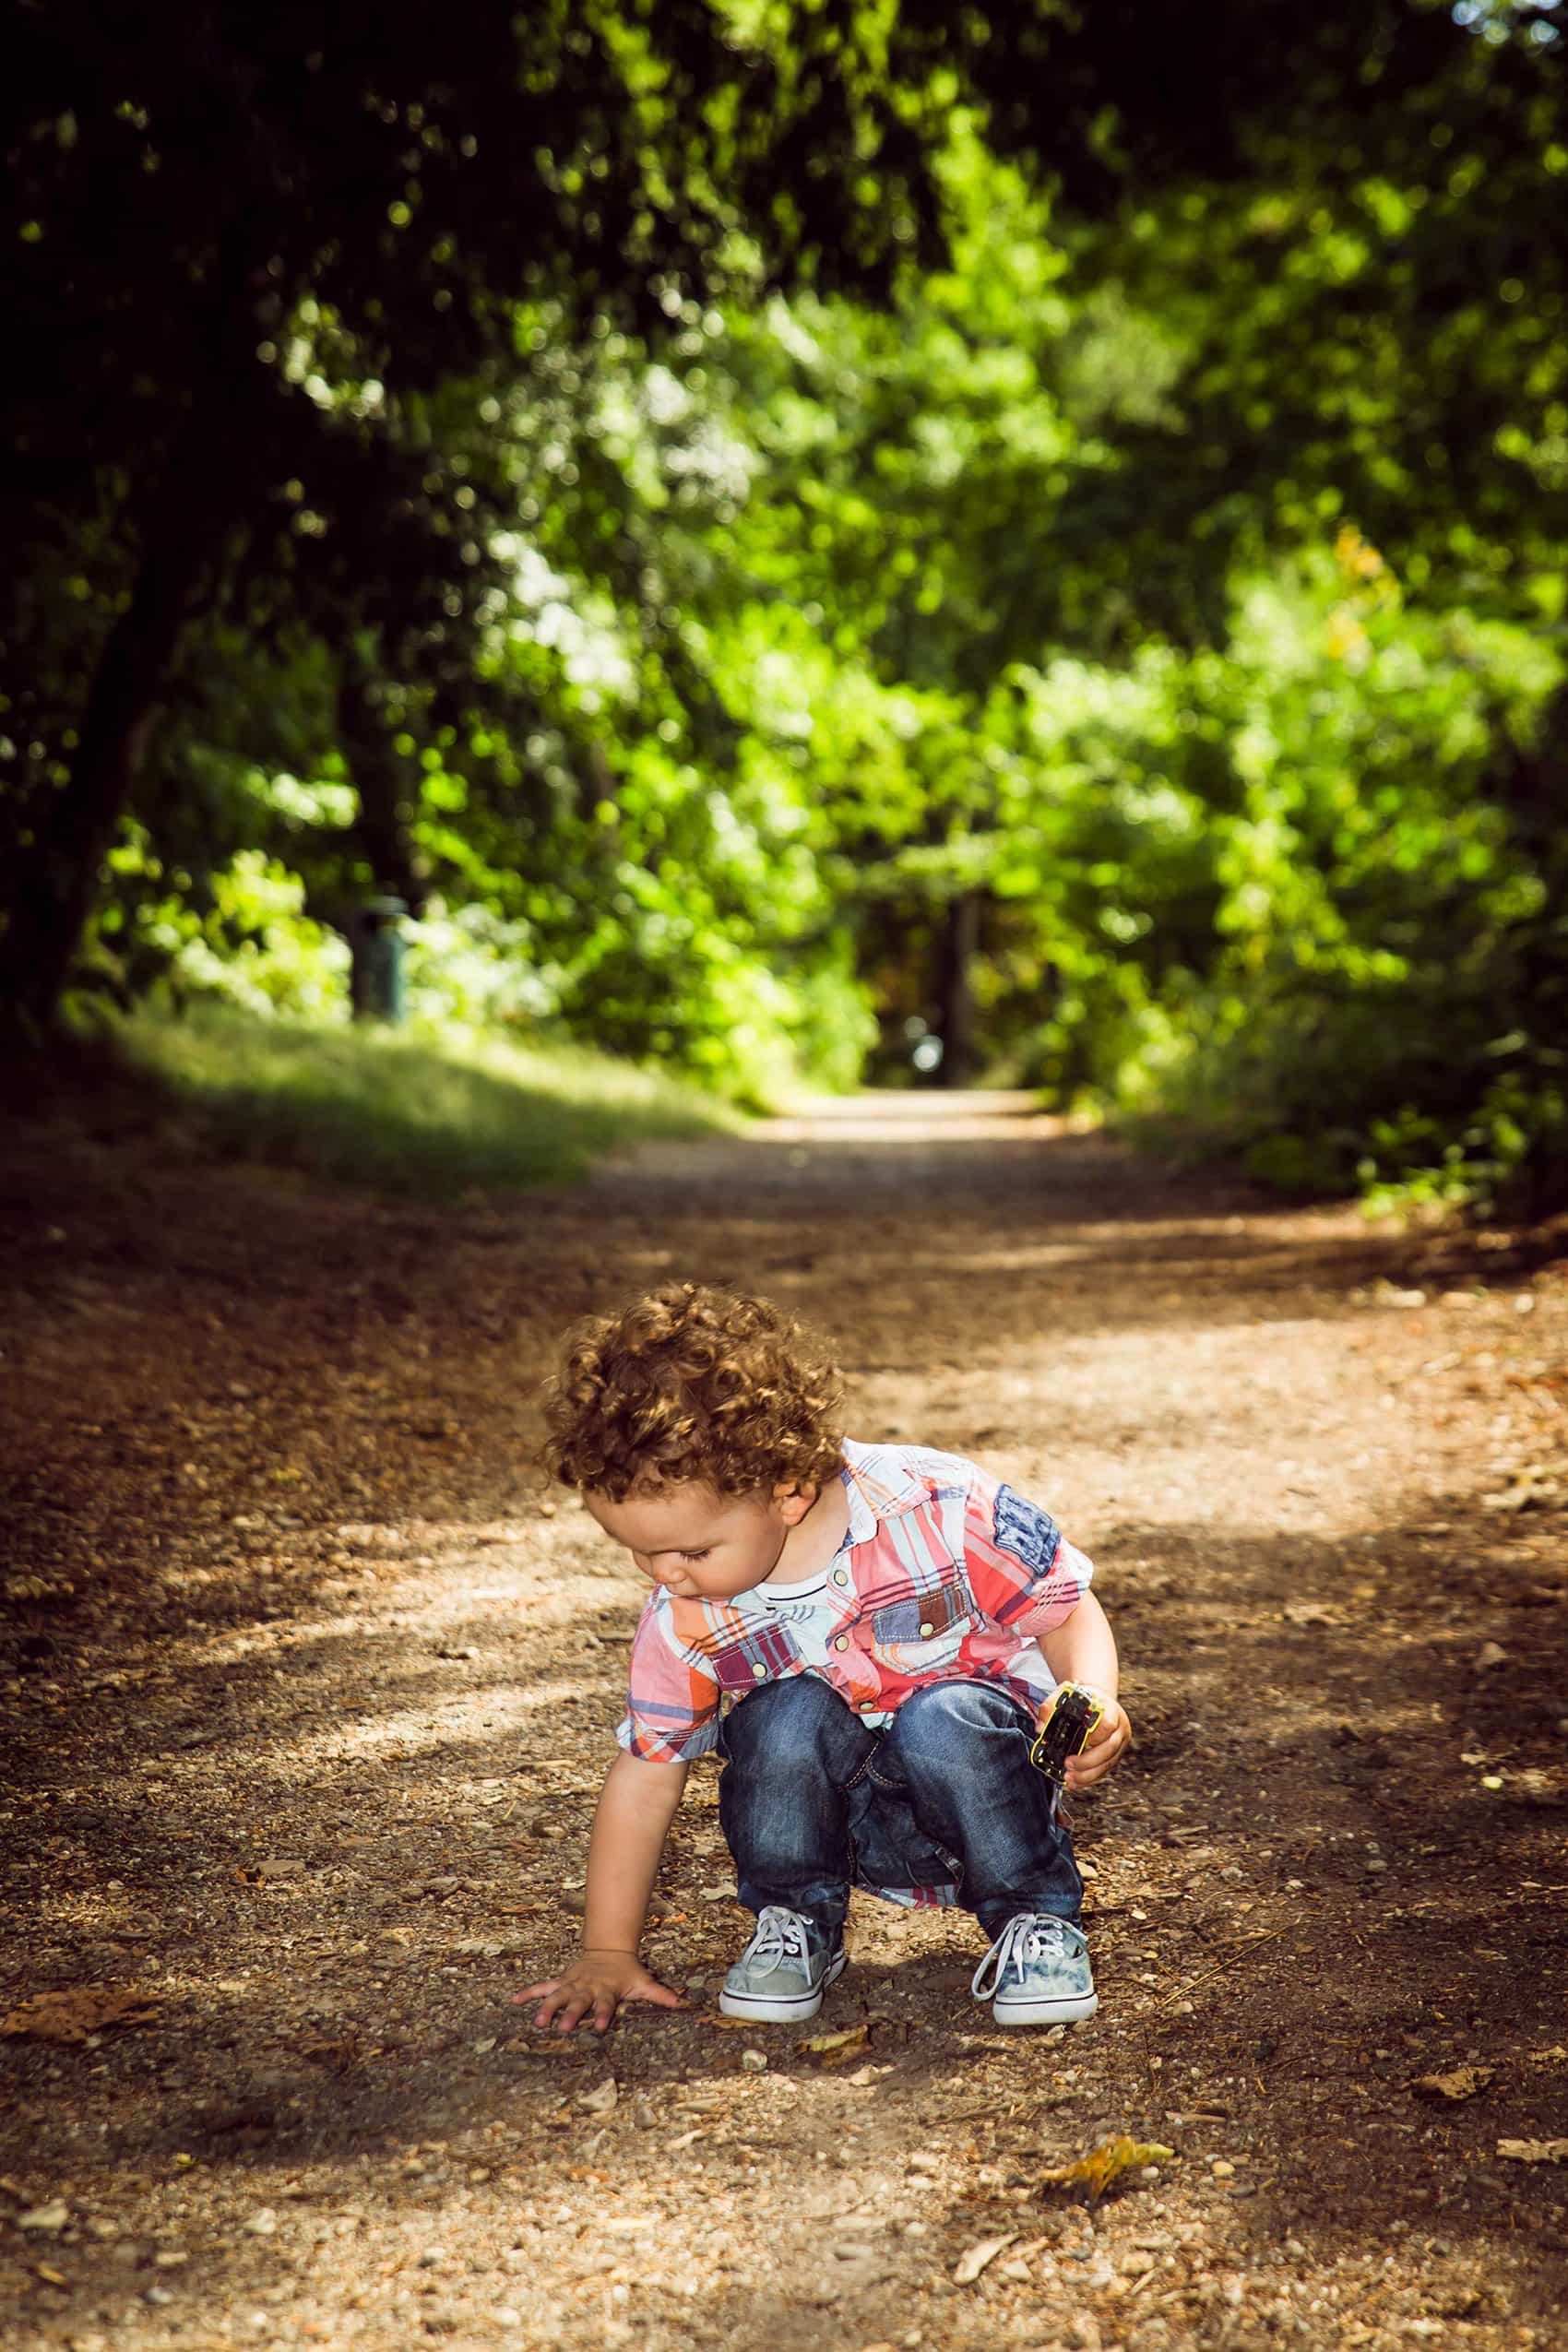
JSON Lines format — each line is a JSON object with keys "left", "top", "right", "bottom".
{"left": 3, "top": 1092, "right": 1566, "bottom": 2352}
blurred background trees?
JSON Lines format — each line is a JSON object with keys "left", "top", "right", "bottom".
{"left": 4, "top": 1, "right": 1564, "bottom": 1210}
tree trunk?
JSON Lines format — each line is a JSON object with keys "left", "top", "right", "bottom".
{"left": 0, "top": 416, "right": 238, "bottom": 1034}
{"left": 937, "top": 888, "right": 980, "bottom": 1088}
{"left": 335, "top": 636, "right": 424, "bottom": 909}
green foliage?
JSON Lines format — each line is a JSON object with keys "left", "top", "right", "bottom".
{"left": 968, "top": 533, "right": 1564, "bottom": 1213}
{"left": 108, "top": 1008, "right": 741, "bottom": 1198}
{"left": 8, "top": 7, "right": 1568, "bottom": 1219}
{"left": 88, "top": 837, "right": 352, "bottom": 1024}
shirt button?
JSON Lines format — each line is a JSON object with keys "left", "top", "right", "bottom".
{"left": 858, "top": 1701, "right": 877, "bottom": 1712}
{"left": 918, "top": 1621, "right": 934, "bottom": 1637}
{"left": 833, "top": 1568, "right": 849, "bottom": 1586}
{"left": 834, "top": 1635, "right": 850, "bottom": 1653}
{"left": 751, "top": 1663, "right": 766, "bottom": 1679}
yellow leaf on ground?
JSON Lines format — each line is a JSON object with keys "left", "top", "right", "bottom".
{"left": 1039, "top": 2136, "right": 1175, "bottom": 2201}
{"left": 1, "top": 1986, "right": 160, "bottom": 2044}
{"left": 799, "top": 2024, "right": 870, "bottom": 2065}
{"left": 1412, "top": 2065, "right": 1493, "bottom": 2101}
{"left": 1498, "top": 2138, "right": 1568, "bottom": 2164}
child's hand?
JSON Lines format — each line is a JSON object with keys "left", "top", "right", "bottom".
{"left": 1063, "top": 1693, "right": 1133, "bottom": 1791}
{"left": 513, "top": 1949, "right": 686, "bottom": 2036}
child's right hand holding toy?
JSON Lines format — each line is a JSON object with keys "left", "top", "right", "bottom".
{"left": 1031, "top": 1676, "right": 1134, "bottom": 1792}
{"left": 1063, "top": 1690, "right": 1132, "bottom": 1790}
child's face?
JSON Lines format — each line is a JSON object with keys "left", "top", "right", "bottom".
{"left": 582, "top": 1479, "right": 813, "bottom": 1601}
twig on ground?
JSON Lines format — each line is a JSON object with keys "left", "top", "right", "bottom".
{"left": 1155, "top": 1923, "right": 1295, "bottom": 2012}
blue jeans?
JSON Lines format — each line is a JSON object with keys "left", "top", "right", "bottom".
{"left": 716, "top": 1674, "right": 1083, "bottom": 1946}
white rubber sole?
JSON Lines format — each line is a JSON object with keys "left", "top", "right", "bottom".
{"left": 991, "top": 1990, "right": 1099, "bottom": 2027}
{"left": 718, "top": 1949, "right": 848, "bottom": 2023}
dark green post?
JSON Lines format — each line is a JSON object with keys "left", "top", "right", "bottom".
{"left": 348, "top": 897, "right": 407, "bottom": 1023}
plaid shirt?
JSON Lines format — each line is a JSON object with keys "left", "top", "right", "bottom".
{"left": 615, "top": 1439, "right": 1093, "bottom": 1771}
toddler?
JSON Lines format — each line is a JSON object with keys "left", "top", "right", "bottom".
{"left": 518, "top": 1284, "right": 1130, "bottom": 2034}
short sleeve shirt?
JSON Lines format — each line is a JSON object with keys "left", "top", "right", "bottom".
{"left": 615, "top": 1439, "right": 1093, "bottom": 1766}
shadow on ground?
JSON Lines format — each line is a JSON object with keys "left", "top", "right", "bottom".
{"left": 4, "top": 1091, "right": 1566, "bottom": 2348}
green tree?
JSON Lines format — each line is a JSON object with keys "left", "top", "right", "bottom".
{"left": 0, "top": 0, "right": 982, "bottom": 1028}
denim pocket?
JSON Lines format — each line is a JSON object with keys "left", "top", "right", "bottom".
{"left": 871, "top": 1580, "right": 972, "bottom": 1645}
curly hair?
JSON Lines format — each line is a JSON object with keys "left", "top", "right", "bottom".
{"left": 542, "top": 1282, "right": 846, "bottom": 1502}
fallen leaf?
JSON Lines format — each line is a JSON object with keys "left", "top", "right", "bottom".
{"left": 1412, "top": 2066, "right": 1494, "bottom": 2102}
{"left": 1497, "top": 2137, "right": 1568, "bottom": 2164}
{"left": 2, "top": 1987, "right": 160, "bottom": 2044}
{"left": 1039, "top": 2136, "right": 1176, "bottom": 2202}
{"left": 954, "top": 2233, "right": 1016, "bottom": 2286}
{"left": 799, "top": 2024, "right": 869, "bottom": 2066}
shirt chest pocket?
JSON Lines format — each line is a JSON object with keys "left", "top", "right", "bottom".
{"left": 871, "top": 1576, "right": 974, "bottom": 1645}
{"left": 707, "top": 1620, "right": 800, "bottom": 1693}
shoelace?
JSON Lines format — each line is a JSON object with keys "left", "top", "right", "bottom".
{"left": 744, "top": 1905, "right": 814, "bottom": 1972}
{"left": 970, "top": 1911, "right": 1074, "bottom": 2001}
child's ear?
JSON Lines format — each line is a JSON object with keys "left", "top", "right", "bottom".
{"left": 774, "top": 1480, "right": 817, "bottom": 1525}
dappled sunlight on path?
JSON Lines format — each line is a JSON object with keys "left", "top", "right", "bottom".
{"left": 3, "top": 1092, "right": 1566, "bottom": 2350}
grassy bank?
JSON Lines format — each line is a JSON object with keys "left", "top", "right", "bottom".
{"left": 88, "top": 1008, "right": 743, "bottom": 1197}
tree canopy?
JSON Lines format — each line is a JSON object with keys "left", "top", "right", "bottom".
{"left": 4, "top": 1, "right": 1565, "bottom": 1208}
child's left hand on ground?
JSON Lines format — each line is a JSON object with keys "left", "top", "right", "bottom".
{"left": 1063, "top": 1693, "right": 1133, "bottom": 1790}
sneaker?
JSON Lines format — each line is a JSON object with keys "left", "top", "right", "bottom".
{"left": 971, "top": 1912, "right": 1098, "bottom": 2026}
{"left": 719, "top": 1905, "right": 846, "bottom": 2023}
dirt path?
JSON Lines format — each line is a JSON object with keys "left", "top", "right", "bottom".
{"left": 3, "top": 1093, "right": 1567, "bottom": 2352}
